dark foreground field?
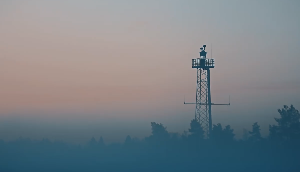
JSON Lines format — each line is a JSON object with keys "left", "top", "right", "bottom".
{"left": 1, "top": 105, "right": 299, "bottom": 172}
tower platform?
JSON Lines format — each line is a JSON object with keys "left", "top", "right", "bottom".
{"left": 192, "top": 58, "right": 215, "bottom": 69}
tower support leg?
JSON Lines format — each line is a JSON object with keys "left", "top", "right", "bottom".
{"left": 195, "top": 68, "right": 209, "bottom": 137}
{"left": 207, "top": 69, "right": 212, "bottom": 135}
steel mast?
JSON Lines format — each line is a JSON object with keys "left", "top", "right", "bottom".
{"left": 184, "top": 45, "right": 230, "bottom": 137}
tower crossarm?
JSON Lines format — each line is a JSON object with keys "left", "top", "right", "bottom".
{"left": 184, "top": 95, "right": 230, "bottom": 105}
{"left": 184, "top": 102, "right": 230, "bottom": 105}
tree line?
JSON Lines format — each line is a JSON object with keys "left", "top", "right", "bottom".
{"left": 0, "top": 105, "right": 299, "bottom": 172}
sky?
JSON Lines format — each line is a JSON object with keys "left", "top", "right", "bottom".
{"left": 0, "top": 0, "right": 300, "bottom": 143}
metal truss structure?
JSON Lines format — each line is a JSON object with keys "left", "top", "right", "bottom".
{"left": 184, "top": 45, "right": 229, "bottom": 137}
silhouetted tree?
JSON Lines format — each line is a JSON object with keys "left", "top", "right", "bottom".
{"left": 150, "top": 122, "right": 169, "bottom": 138}
{"left": 124, "top": 135, "right": 132, "bottom": 145}
{"left": 223, "top": 125, "right": 235, "bottom": 141}
{"left": 181, "top": 130, "right": 189, "bottom": 140}
{"left": 188, "top": 119, "right": 204, "bottom": 140}
{"left": 146, "top": 122, "right": 169, "bottom": 144}
{"left": 98, "top": 136, "right": 105, "bottom": 146}
{"left": 242, "top": 128, "right": 249, "bottom": 141}
{"left": 248, "top": 122, "right": 262, "bottom": 142}
{"left": 210, "top": 123, "right": 223, "bottom": 141}
{"left": 269, "top": 105, "right": 300, "bottom": 143}
{"left": 88, "top": 137, "right": 97, "bottom": 147}
{"left": 210, "top": 123, "right": 235, "bottom": 142}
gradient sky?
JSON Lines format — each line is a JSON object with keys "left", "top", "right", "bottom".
{"left": 1, "top": 0, "right": 300, "bottom": 143}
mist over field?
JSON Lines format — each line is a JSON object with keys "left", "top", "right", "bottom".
{"left": 1, "top": 0, "right": 300, "bottom": 171}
